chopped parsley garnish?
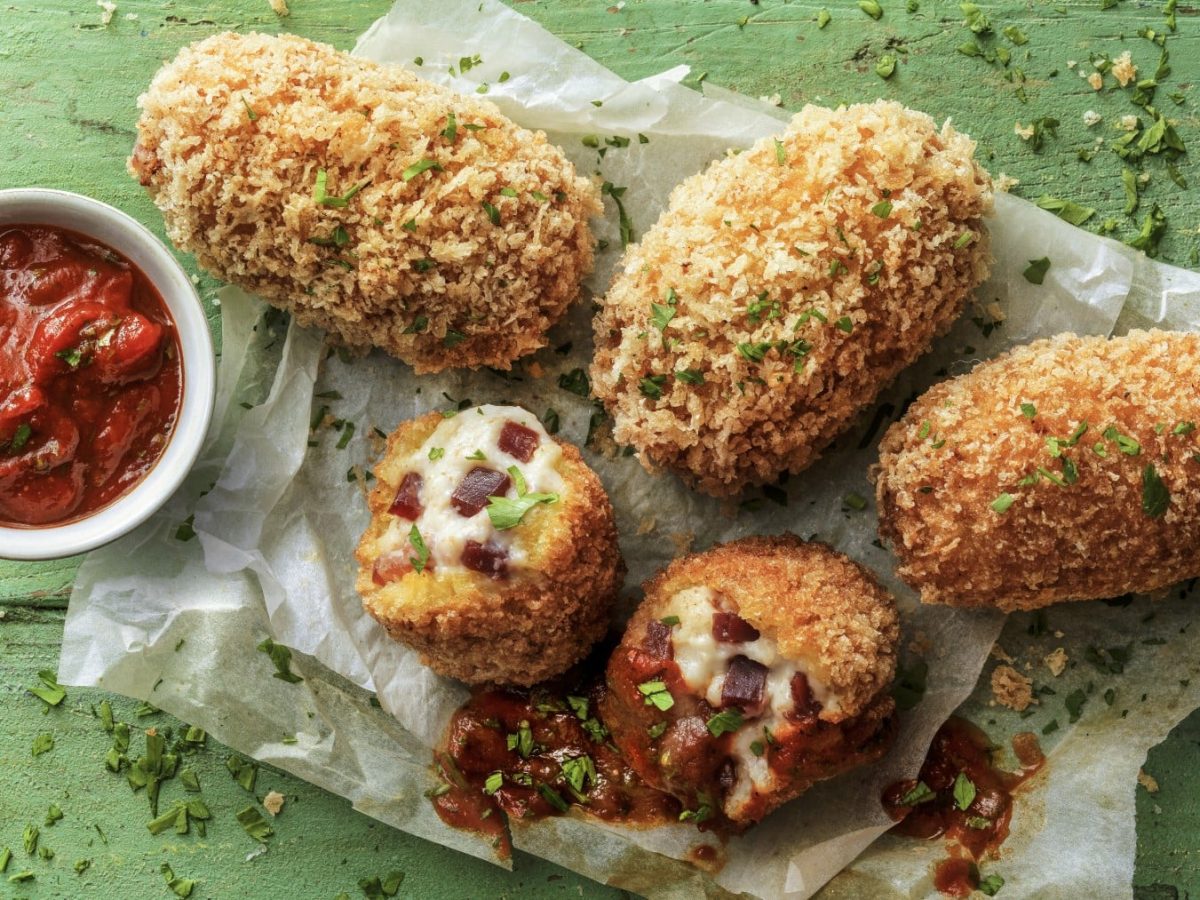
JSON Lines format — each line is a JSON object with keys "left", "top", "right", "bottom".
{"left": 844, "top": 492, "right": 868, "bottom": 511}
{"left": 736, "top": 342, "right": 773, "bottom": 363}
{"left": 871, "top": 200, "right": 893, "bottom": 218}
{"left": 676, "top": 368, "right": 705, "bottom": 385}
{"left": 55, "top": 347, "right": 84, "bottom": 368}
{"left": 506, "top": 720, "right": 534, "bottom": 758}
{"left": 401, "top": 218, "right": 419, "bottom": 232}
{"left": 567, "top": 695, "right": 589, "bottom": 720}
{"left": 403, "top": 315, "right": 429, "bottom": 334}
{"left": 9, "top": 423, "right": 32, "bottom": 453}
{"left": 558, "top": 367, "right": 590, "bottom": 397}
{"left": 829, "top": 258, "right": 849, "bottom": 277}
{"left": 875, "top": 55, "right": 897, "bottom": 79}
{"left": 28, "top": 670, "right": 65, "bottom": 707}
{"left": 1035, "top": 195, "right": 1096, "bottom": 226}
{"left": 256, "top": 638, "right": 303, "bottom": 684}
{"left": 481, "top": 200, "right": 500, "bottom": 226}
{"left": 561, "top": 755, "right": 597, "bottom": 793}
{"left": 678, "top": 803, "right": 713, "bottom": 823}
{"left": 236, "top": 805, "right": 274, "bottom": 843}
{"left": 660, "top": 615, "right": 681, "bottom": 626}
{"left": 899, "top": 781, "right": 936, "bottom": 806}
{"left": 639, "top": 375, "right": 667, "bottom": 400}
{"left": 1103, "top": 426, "right": 1141, "bottom": 456}
{"left": 1142, "top": 464, "right": 1170, "bottom": 518}
{"left": 650, "top": 288, "right": 677, "bottom": 331}
{"left": 773, "top": 138, "right": 787, "bottom": 165}
{"left": 953, "top": 772, "right": 977, "bottom": 811}
{"left": 601, "top": 181, "right": 634, "bottom": 248}
{"left": 309, "top": 225, "right": 350, "bottom": 248}
{"left": 836, "top": 315, "right": 854, "bottom": 333}
{"left": 412, "top": 258, "right": 437, "bottom": 273}
{"left": 817, "top": 8, "right": 831, "bottom": 28}
{"left": 401, "top": 159, "right": 443, "bottom": 182}
{"left": 1174, "top": 421, "right": 1196, "bottom": 436}
{"left": 408, "top": 525, "right": 430, "bottom": 572}
{"left": 991, "top": 493, "right": 1015, "bottom": 513}
{"left": 483, "top": 772, "right": 503, "bottom": 795}
{"left": 1020, "top": 403, "right": 1037, "bottom": 419}
{"left": 241, "top": 97, "right": 258, "bottom": 121}
{"left": 313, "top": 168, "right": 370, "bottom": 207}
{"left": 637, "top": 680, "right": 674, "bottom": 711}
{"left": 441, "top": 111, "right": 458, "bottom": 143}
{"left": 647, "top": 721, "right": 668, "bottom": 739}
{"left": 954, "top": 231, "right": 976, "bottom": 249}
{"left": 428, "top": 447, "right": 445, "bottom": 461}
{"left": 486, "top": 465, "right": 558, "bottom": 530}
{"left": 749, "top": 740, "right": 765, "bottom": 757}
{"left": 978, "top": 873, "right": 1005, "bottom": 896}
{"left": 859, "top": 0, "right": 883, "bottom": 19}
{"left": 536, "top": 783, "right": 569, "bottom": 813}
{"left": 1023, "top": 257, "right": 1051, "bottom": 284}
{"left": 442, "top": 330, "right": 467, "bottom": 348}
{"left": 706, "top": 709, "right": 743, "bottom": 737}
{"left": 31, "top": 733, "right": 53, "bottom": 757}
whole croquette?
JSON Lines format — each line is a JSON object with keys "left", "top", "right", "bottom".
{"left": 590, "top": 100, "right": 992, "bottom": 498}
{"left": 129, "top": 32, "right": 600, "bottom": 374}
{"left": 601, "top": 534, "right": 899, "bottom": 828}
{"left": 874, "top": 329, "right": 1200, "bottom": 612}
{"left": 355, "top": 405, "right": 624, "bottom": 686}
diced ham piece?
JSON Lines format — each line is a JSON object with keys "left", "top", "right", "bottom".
{"left": 498, "top": 420, "right": 540, "bottom": 463}
{"left": 789, "top": 672, "right": 822, "bottom": 724}
{"left": 450, "top": 467, "right": 511, "bottom": 517}
{"left": 720, "top": 655, "right": 768, "bottom": 713}
{"left": 461, "top": 540, "right": 508, "bottom": 579}
{"left": 712, "top": 611, "right": 760, "bottom": 643}
{"left": 372, "top": 551, "right": 415, "bottom": 586}
{"left": 642, "top": 619, "right": 674, "bottom": 659}
{"left": 388, "top": 471, "right": 424, "bottom": 520}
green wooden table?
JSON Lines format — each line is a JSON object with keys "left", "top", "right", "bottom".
{"left": 3, "top": 0, "right": 1200, "bottom": 896}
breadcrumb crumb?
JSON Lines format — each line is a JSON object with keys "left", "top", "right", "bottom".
{"left": 991, "top": 664, "right": 1034, "bottom": 711}
{"left": 268, "top": 0, "right": 290, "bottom": 15}
{"left": 1083, "top": 110, "right": 1102, "bottom": 127}
{"left": 1112, "top": 51, "right": 1137, "bottom": 87}
{"left": 1088, "top": 71, "right": 1104, "bottom": 91}
{"left": 263, "top": 790, "right": 286, "bottom": 816}
{"left": 1138, "top": 769, "right": 1160, "bottom": 793}
{"left": 97, "top": 0, "right": 116, "bottom": 25}
{"left": 1044, "top": 647, "right": 1068, "bottom": 677}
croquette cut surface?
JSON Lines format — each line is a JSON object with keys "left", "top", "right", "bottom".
{"left": 591, "top": 100, "right": 993, "bottom": 497}
{"left": 875, "top": 329, "right": 1200, "bottom": 611}
{"left": 602, "top": 534, "right": 900, "bottom": 826}
{"left": 355, "top": 407, "right": 624, "bottom": 686}
{"left": 129, "top": 32, "right": 600, "bottom": 373}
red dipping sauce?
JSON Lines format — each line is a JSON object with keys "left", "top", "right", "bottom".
{"left": 0, "top": 225, "right": 182, "bottom": 527}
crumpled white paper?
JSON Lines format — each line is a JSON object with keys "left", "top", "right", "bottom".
{"left": 58, "top": 2, "right": 1200, "bottom": 897}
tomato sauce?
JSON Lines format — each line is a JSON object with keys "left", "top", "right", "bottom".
{"left": 0, "top": 225, "right": 182, "bottom": 527}
{"left": 882, "top": 716, "right": 1045, "bottom": 897}
{"left": 429, "top": 664, "right": 681, "bottom": 857}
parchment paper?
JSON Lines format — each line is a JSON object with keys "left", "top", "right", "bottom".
{"left": 58, "top": 2, "right": 1200, "bottom": 897}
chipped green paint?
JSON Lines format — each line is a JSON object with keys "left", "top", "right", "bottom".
{"left": 1, "top": 0, "right": 1199, "bottom": 896}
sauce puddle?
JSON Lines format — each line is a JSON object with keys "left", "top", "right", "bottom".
{"left": 882, "top": 716, "right": 1045, "bottom": 897}
{"left": 429, "top": 665, "right": 681, "bottom": 860}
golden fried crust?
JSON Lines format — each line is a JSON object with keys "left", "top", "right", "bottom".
{"left": 355, "top": 413, "right": 625, "bottom": 686}
{"left": 636, "top": 534, "right": 899, "bottom": 722}
{"left": 874, "top": 329, "right": 1200, "bottom": 612}
{"left": 129, "top": 32, "right": 600, "bottom": 374}
{"left": 590, "top": 100, "right": 992, "bottom": 497}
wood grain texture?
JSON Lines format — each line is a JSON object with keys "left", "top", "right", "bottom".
{"left": 1, "top": 0, "right": 1198, "bottom": 896}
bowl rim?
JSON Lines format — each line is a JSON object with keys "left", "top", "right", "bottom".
{"left": 0, "top": 188, "right": 215, "bottom": 561}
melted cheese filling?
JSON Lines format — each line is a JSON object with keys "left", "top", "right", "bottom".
{"left": 662, "top": 585, "right": 841, "bottom": 819}
{"left": 378, "top": 405, "right": 563, "bottom": 573}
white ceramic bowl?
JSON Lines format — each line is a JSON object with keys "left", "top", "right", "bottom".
{"left": 0, "top": 188, "right": 215, "bottom": 560}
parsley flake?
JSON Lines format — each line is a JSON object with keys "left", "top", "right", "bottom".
{"left": 256, "top": 638, "right": 303, "bottom": 684}
{"left": 637, "top": 680, "right": 674, "bottom": 711}
{"left": 1142, "top": 464, "right": 1170, "bottom": 518}
{"left": 1023, "top": 257, "right": 1051, "bottom": 284}
{"left": 706, "top": 709, "right": 744, "bottom": 737}
{"left": 401, "top": 159, "right": 443, "bottom": 182}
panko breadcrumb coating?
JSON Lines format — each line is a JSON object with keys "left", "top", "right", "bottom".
{"left": 355, "top": 406, "right": 624, "bottom": 686}
{"left": 601, "top": 534, "right": 899, "bottom": 826}
{"left": 591, "top": 101, "right": 992, "bottom": 497}
{"left": 129, "top": 32, "right": 600, "bottom": 373}
{"left": 875, "top": 330, "right": 1200, "bottom": 612}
